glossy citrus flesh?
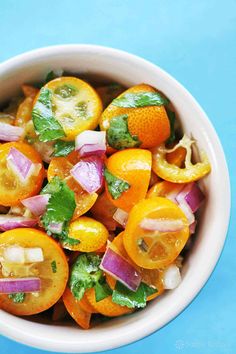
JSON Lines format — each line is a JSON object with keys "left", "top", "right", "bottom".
{"left": 90, "top": 192, "right": 118, "bottom": 231}
{"left": 105, "top": 149, "right": 152, "bottom": 212}
{"left": 43, "top": 77, "right": 103, "bottom": 141}
{"left": 0, "top": 228, "right": 69, "bottom": 316}
{"left": 100, "top": 84, "right": 170, "bottom": 148}
{"left": 63, "top": 287, "right": 91, "bottom": 329}
{"left": 123, "top": 197, "right": 189, "bottom": 269}
{"left": 67, "top": 216, "right": 109, "bottom": 252}
{"left": 147, "top": 181, "right": 184, "bottom": 199}
{"left": 0, "top": 142, "right": 45, "bottom": 206}
{"left": 85, "top": 287, "right": 132, "bottom": 317}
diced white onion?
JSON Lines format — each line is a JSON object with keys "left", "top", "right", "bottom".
{"left": 163, "top": 264, "right": 182, "bottom": 290}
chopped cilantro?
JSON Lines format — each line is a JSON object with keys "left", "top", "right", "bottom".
{"left": 51, "top": 260, "right": 57, "bottom": 273}
{"left": 104, "top": 168, "right": 130, "bottom": 200}
{"left": 8, "top": 292, "right": 25, "bottom": 303}
{"left": 69, "top": 253, "right": 103, "bottom": 301}
{"left": 112, "top": 92, "right": 169, "bottom": 108}
{"left": 32, "top": 87, "right": 65, "bottom": 142}
{"left": 107, "top": 114, "right": 141, "bottom": 150}
{"left": 41, "top": 177, "right": 76, "bottom": 244}
{"left": 94, "top": 278, "right": 112, "bottom": 302}
{"left": 53, "top": 140, "right": 75, "bottom": 157}
{"left": 112, "top": 282, "right": 157, "bottom": 309}
{"left": 45, "top": 70, "right": 58, "bottom": 83}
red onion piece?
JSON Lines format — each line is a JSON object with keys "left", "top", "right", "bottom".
{"left": 70, "top": 156, "right": 104, "bottom": 194}
{"left": 0, "top": 277, "right": 41, "bottom": 294}
{"left": 113, "top": 208, "right": 129, "bottom": 228}
{"left": 48, "top": 222, "right": 63, "bottom": 235}
{"left": 22, "top": 194, "right": 50, "bottom": 216}
{"left": 0, "top": 215, "right": 37, "bottom": 231}
{"left": 75, "top": 130, "right": 106, "bottom": 157}
{"left": 0, "top": 122, "right": 24, "bottom": 142}
{"left": 100, "top": 248, "right": 141, "bottom": 291}
{"left": 140, "top": 218, "right": 185, "bottom": 232}
{"left": 78, "top": 144, "right": 106, "bottom": 157}
{"left": 6, "top": 147, "right": 40, "bottom": 183}
{"left": 184, "top": 183, "right": 205, "bottom": 213}
{"left": 189, "top": 221, "right": 197, "bottom": 234}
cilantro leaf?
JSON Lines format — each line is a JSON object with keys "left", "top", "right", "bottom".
{"left": 95, "top": 278, "right": 112, "bottom": 302}
{"left": 45, "top": 70, "right": 59, "bottom": 83}
{"left": 112, "top": 282, "right": 157, "bottom": 309}
{"left": 112, "top": 92, "right": 169, "bottom": 108}
{"left": 104, "top": 168, "right": 130, "bottom": 200}
{"left": 69, "top": 253, "right": 103, "bottom": 301}
{"left": 166, "top": 108, "right": 176, "bottom": 145}
{"left": 41, "top": 177, "right": 76, "bottom": 242}
{"left": 32, "top": 87, "right": 65, "bottom": 142}
{"left": 107, "top": 114, "right": 141, "bottom": 150}
{"left": 53, "top": 140, "right": 75, "bottom": 157}
{"left": 51, "top": 260, "right": 57, "bottom": 273}
{"left": 8, "top": 292, "right": 25, "bottom": 303}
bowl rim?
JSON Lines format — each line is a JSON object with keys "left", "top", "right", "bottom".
{"left": 0, "top": 44, "right": 231, "bottom": 353}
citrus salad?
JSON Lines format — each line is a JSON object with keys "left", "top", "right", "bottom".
{"left": 0, "top": 72, "right": 211, "bottom": 329}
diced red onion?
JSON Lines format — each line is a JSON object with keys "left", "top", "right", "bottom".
{"left": 189, "top": 221, "right": 197, "bottom": 234}
{"left": 22, "top": 194, "right": 50, "bottom": 216}
{"left": 0, "top": 122, "right": 24, "bottom": 142}
{"left": 163, "top": 264, "right": 182, "bottom": 290}
{"left": 6, "top": 147, "right": 41, "bottom": 183}
{"left": 140, "top": 218, "right": 185, "bottom": 232}
{"left": 75, "top": 131, "right": 106, "bottom": 157}
{"left": 48, "top": 222, "right": 63, "bottom": 235}
{"left": 0, "top": 277, "right": 41, "bottom": 294}
{"left": 70, "top": 156, "right": 104, "bottom": 194}
{"left": 100, "top": 247, "right": 141, "bottom": 291}
{"left": 113, "top": 208, "right": 128, "bottom": 228}
{"left": 0, "top": 215, "right": 37, "bottom": 231}
{"left": 183, "top": 183, "right": 205, "bottom": 213}
{"left": 176, "top": 201, "right": 195, "bottom": 225}
{"left": 166, "top": 184, "right": 185, "bottom": 203}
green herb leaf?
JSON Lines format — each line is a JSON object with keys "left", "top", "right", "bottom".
{"left": 112, "top": 92, "right": 169, "bottom": 108}
{"left": 8, "top": 292, "right": 25, "bottom": 303}
{"left": 53, "top": 140, "right": 75, "bottom": 157}
{"left": 41, "top": 176, "right": 76, "bottom": 243}
{"left": 32, "top": 87, "right": 65, "bottom": 142}
{"left": 51, "top": 260, "right": 57, "bottom": 273}
{"left": 94, "top": 278, "right": 112, "bottom": 302}
{"left": 45, "top": 70, "right": 58, "bottom": 83}
{"left": 107, "top": 114, "right": 141, "bottom": 150}
{"left": 69, "top": 253, "right": 103, "bottom": 301}
{"left": 166, "top": 109, "right": 176, "bottom": 145}
{"left": 104, "top": 168, "right": 130, "bottom": 200}
{"left": 112, "top": 282, "right": 157, "bottom": 309}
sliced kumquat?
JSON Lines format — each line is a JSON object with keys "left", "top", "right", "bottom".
{"left": 123, "top": 197, "right": 190, "bottom": 269}
{"left": 105, "top": 149, "right": 152, "bottom": 212}
{"left": 85, "top": 288, "right": 132, "bottom": 317}
{"left": 147, "top": 181, "right": 184, "bottom": 199}
{"left": 22, "top": 84, "right": 39, "bottom": 98}
{"left": 90, "top": 192, "right": 118, "bottom": 231}
{"left": 63, "top": 287, "right": 91, "bottom": 329}
{"left": 100, "top": 84, "right": 170, "bottom": 148}
{"left": 166, "top": 146, "right": 186, "bottom": 167}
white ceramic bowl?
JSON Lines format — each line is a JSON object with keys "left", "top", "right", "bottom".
{"left": 0, "top": 45, "right": 230, "bottom": 353}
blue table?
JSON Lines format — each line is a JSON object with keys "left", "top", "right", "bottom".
{"left": 0, "top": 0, "right": 235, "bottom": 353}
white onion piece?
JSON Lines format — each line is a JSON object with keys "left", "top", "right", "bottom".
{"left": 24, "top": 248, "right": 44, "bottom": 263}
{"left": 48, "top": 222, "right": 63, "bottom": 235}
{"left": 3, "top": 246, "right": 25, "bottom": 264}
{"left": 0, "top": 215, "right": 37, "bottom": 231}
{"left": 70, "top": 156, "right": 104, "bottom": 194}
{"left": 100, "top": 248, "right": 141, "bottom": 291}
{"left": 0, "top": 122, "right": 24, "bottom": 142}
{"left": 163, "top": 264, "right": 182, "bottom": 289}
{"left": 3, "top": 246, "right": 44, "bottom": 263}
{"left": 22, "top": 194, "right": 50, "bottom": 216}
{"left": 75, "top": 130, "right": 106, "bottom": 151}
{"left": 0, "top": 277, "right": 41, "bottom": 294}
{"left": 113, "top": 208, "right": 128, "bottom": 228}
{"left": 140, "top": 218, "right": 185, "bottom": 232}
{"left": 6, "top": 147, "right": 41, "bottom": 183}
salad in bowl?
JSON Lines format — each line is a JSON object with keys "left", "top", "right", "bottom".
{"left": 0, "top": 71, "right": 211, "bottom": 329}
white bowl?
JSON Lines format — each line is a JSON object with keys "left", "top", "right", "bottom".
{"left": 0, "top": 45, "right": 230, "bottom": 353}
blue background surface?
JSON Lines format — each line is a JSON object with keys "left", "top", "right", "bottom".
{"left": 0, "top": 0, "right": 235, "bottom": 353}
